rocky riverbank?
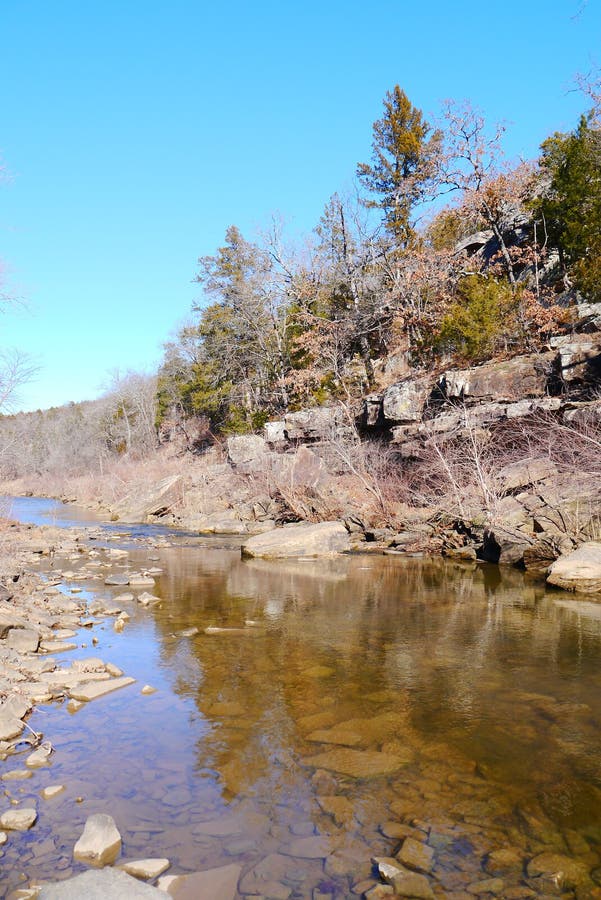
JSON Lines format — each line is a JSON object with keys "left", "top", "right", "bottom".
{"left": 0, "top": 522, "right": 252, "bottom": 898}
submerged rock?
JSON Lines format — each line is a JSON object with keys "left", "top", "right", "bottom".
{"left": 302, "top": 748, "right": 408, "bottom": 778}
{"left": 281, "top": 835, "right": 330, "bottom": 858}
{"left": 396, "top": 837, "right": 434, "bottom": 874}
{"left": 158, "top": 863, "right": 241, "bottom": 899}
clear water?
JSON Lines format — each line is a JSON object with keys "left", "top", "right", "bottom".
{"left": 2, "top": 498, "right": 601, "bottom": 897}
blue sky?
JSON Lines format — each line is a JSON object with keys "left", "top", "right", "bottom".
{"left": 1, "top": 0, "right": 599, "bottom": 411}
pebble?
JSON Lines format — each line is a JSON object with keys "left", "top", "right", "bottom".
{"left": 41, "top": 785, "right": 65, "bottom": 800}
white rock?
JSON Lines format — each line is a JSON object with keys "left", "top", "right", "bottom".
{"left": 73, "top": 813, "right": 122, "bottom": 865}
{"left": 0, "top": 807, "right": 37, "bottom": 830}
{"left": 41, "top": 784, "right": 65, "bottom": 800}
{"left": 119, "top": 858, "right": 170, "bottom": 879}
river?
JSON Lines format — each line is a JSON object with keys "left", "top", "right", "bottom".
{"left": 2, "top": 497, "right": 601, "bottom": 897}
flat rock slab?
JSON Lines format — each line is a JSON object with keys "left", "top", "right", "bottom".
{"left": 104, "top": 575, "right": 130, "bottom": 586}
{"left": 241, "top": 521, "right": 350, "bottom": 559}
{"left": 159, "top": 863, "right": 241, "bottom": 899}
{"left": 0, "top": 712, "right": 25, "bottom": 741}
{"left": 0, "top": 807, "right": 37, "bottom": 830}
{"left": 120, "top": 858, "right": 170, "bottom": 879}
{"left": 307, "top": 727, "right": 364, "bottom": 746}
{"left": 69, "top": 676, "right": 136, "bottom": 702}
{"left": 128, "top": 575, "right": 156, "bottom": 587}
{"left": 547, "top": 542, "right": 601, "bottom": 593}
{"left": 7, "top": 628, "right": 40, "bottom": 653}
{"left": 73, "top": 813, "right": 122, "bottom": 866}
{"left": 2, "top": 768, "right": 32, "bottom": 781}
{"left": 302, "top": 748, "right": 408, "bottom": 779}
{"left": 39, "top": 641, "right": 77, "bottom": 654}
{"left": 38, "top": 868, "right": 165, "bottom": 898}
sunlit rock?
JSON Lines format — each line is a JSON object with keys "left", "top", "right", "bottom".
{"left": 119, "top": 858, "right": 170, "bottom": 879}
{"left": 242, "top": 521, "right": 350, "bottom": 559}
{"left": 73, "top": 813, "right": 122, "bottom": 866}
{"left": 547, "top": 542, "right": 601, "bottom": 593}
{"left": 0, "top": 807, "right": 37, "bottom": 831}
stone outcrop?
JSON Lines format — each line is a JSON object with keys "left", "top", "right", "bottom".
{"left": 227, "top": 434, "right": 270, "bottom": 473}
{"left": 265, "top": 406, "right": 352, "bottom": 446}
{"left": 242, "top": 521, "right": 350, "bottom": 559}
{"left": 357, "top": 325, "right": 601, "bottom": 460}
{"left": 382, "top": 375, "right": 431, "bottom": 424}
{"left": 439, "top": 353, "right": 556, "bottom": 402}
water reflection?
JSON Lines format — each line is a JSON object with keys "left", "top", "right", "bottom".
{"left": 3, "top": 518, "right": 601, "bottom": 896}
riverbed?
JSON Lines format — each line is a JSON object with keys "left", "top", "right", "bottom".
{"left": 2, "top": 498, "right": 601, "bottom": 898}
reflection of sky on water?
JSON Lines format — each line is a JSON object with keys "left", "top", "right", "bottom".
{"left": 3, "top": 497, "right": 601, "bottom": 895}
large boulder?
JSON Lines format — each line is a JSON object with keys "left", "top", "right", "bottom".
{"left": 272, "top": 445, "right": 329, "bottom": 491}
{"left": 547, "top": 542, "right": 601, "bottom": 593}
{"left": 551, "top": 333, "right": 601, "bottom": 386}
{"left": 382, "top": 376, "right": 431, "bottom": 424}
{"left": 226, "top": 435, "right": 270, "bottom": 473}
{"left": 242, "top": 521, "right": 350, "bottom": 558}
{"left": 439, "top": 353, "right": 555, "bottom": 402}
{"left": 283, "top": 407, "right": 347, "bottom": 442}
{"left": 111, "top": 475, "right": 182, "bottom": 524}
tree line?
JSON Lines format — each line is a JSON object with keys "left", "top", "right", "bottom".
{"left": 156, "top": 79, "right": 601, "bottom": 440}
{"left": 1, "top": 77, "right": 599, "bottom": 479}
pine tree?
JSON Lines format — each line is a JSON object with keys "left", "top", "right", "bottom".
{"left": 537, "top": 114, "right": 601, "bottom": 299}
{"left": 357, "top": 86, "right": 441, "bottom": 248}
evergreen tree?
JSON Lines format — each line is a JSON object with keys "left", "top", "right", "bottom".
{"left": 536, "top": 113, "right": 601, "bottom": 299}
{"left": 357, "top": 86, "right": 441, "bottom": 248}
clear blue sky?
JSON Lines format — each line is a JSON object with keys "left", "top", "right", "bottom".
{"left": 1, "top": 0, "right": 599, "bottom": 411}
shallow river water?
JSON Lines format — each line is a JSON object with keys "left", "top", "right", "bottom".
{"left": 3, "top": 499, "right": 601, "bottom": 897}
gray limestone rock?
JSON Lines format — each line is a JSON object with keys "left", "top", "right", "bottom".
{"left": 38, "top": 868, "right": 165, "bottom": 898}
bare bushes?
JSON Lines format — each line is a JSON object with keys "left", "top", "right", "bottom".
{"left": 394, "top": 408, "right": 601, "bottom": 540}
